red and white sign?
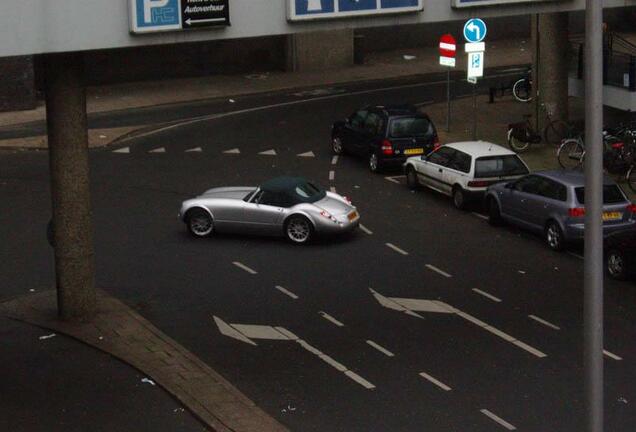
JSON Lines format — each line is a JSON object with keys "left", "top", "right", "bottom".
{"left": 439, "top": 34, "right": 456, "bottom": 67}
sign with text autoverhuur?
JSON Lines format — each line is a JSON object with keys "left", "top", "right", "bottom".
{"left": 452, "top": 0, "right": 560, "bottom": 8}
{"left": 129, "top": 0, "right": 229, "bottom": 34}
{"left": 288, "top": 0, "right": 423, "bottom": 22}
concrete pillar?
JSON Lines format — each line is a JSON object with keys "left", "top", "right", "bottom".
{"left": 534, "top": 12, "right": 570, "bottom": 128}
{"left": 45, "top": 52, "right": 96, "bottom": 322}
{"left": 286, "top": 29, "right": 354, "bottom": 72}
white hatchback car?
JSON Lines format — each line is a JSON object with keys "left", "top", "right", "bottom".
{"left": 404, "top": 141, "right": 530, "bottom": 209}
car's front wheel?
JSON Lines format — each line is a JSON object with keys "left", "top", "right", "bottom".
{"left": 487, "top": 197, "right": 503, "bottom": 226}
{"left": 406, "top": 166, "right": 419, "bottom": 190}
{"left": 606, "top": 249, "right": 628, "bottom": 280}
{"left": 545, "top": 220, "right": 565, "bottom": 251}
{"left": 285, "top": 215, "right": 313, "bottom": 244}
{"left": 186, "top": 209, "right": 213, "bottom": 238}
{"left": 332, "top": 137, "right": 344, "bottom": 155}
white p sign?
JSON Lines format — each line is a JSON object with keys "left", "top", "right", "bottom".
{"left": 144, "top": 0, "right": 170, "bottom": 24}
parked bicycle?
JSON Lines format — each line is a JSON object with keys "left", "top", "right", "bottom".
{"left": 507, "top": 107, "right": 577, "bottom": 152}
{"left": 512, "top": 69, "right": 532, "bottom": 103}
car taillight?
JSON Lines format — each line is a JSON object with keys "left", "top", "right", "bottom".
{"left": 342, "top": 196, "right": 352, "bottom": 204}
{"left": 433, "top": 136, "right": 441, "bottom": 150}
{"left": 612, "top": 142, "right": 625, "bottom": 149}
{"left": 627, "top": 203, "right": 636, "bottom": 213}
{"left": 320, "top": 210, "right": 337, "bottom": 222}
{"left": 569, "top": 207, "right": 586, "bottom": 217}
{"left": 467, "top": 180, "right": 489, "bottom": 188}
{"left": 381, "top": 140, "right": 393, "bottom": 155}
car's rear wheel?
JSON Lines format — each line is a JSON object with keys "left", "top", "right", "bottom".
{"left": 332, "top": 137, "right": 344, "bottom": 155}
{"left": 545, "top": 220, "right": 565, "bottom": 251}
{"left": 606, "top": 249, "right": 628, "bottom": 280}
{"left": 285, "top": 215, "right": 313, "bottom": 244}
{"left": 406, "top": 166, "right": 419, "bottom": 190}
{"left": 369, "top": 152, "right": 381, "bottom": 173}
{"left": 187, "top": 209, "right": 213, "bottom": 237}
{"left": 487, "top": 198, "right": 503, "bottom": 226}
{"left": 452, "top": 186, "right": 466, "bottom": 210}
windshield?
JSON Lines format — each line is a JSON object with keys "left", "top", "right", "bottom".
{"left": 389, "top": 117, "right": 434, "bottom": 138}
{"left": 474, "top": 155, "right": 529, "bottom": 178}
{"left": 575, "top": 185, "right": 626, "bottom": 204}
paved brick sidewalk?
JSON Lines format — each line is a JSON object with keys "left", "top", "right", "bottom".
{"left": 1, "top": 290, "right": 288, "bottom": 432}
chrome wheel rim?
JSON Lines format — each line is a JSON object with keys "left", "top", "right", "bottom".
{"left": 190, "top": 214, "right": 213, "bottom": 236}
{"left": 453, "top": 189, "right": 464, "bottom": 208}
{"left": 547, "top": 225, "right": 560, "bottom": 249}
{"left": 608, "top": 252, "right": 624, "bottom": 277}
{"left": 332, "top": 138, "right": 343, "bottom": 154}
{"left": 369, "top": 154, "right": 378, "bottom": 171}
{"left": 287, "top": 218, "right": 310, "bottom": 243}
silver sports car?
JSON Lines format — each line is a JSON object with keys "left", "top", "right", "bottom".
{"left": 179, "top": 176, "right": 360, "bottom": 243}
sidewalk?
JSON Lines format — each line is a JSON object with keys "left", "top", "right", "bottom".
{"left": 0, "top": 38, "right": 531, "bottom": 149}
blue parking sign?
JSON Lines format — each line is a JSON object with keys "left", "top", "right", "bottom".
{"left": 288, "top": 0, "right": 422, "bottom": 21}
{"left": 130, "top": 0, "right": 182, "bottom": 33}
{"left": 338, "top": 0, "right": 376, "bottom": 12}
{"left": 295, "top": 0, "right": 335, "bottom": 15}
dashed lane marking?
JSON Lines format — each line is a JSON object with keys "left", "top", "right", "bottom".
{"left": 223, "top": 148, "right": 241, "bottom": 154}
{"left": 185, "top": 147, "right": 203, "bottom": 152}
{"left": 471, "top": 212, "right": 488, "bottom": 220}
{"left": 329, "top": 170, "right": 335, "bottom": 181}
{"left": 330, "top": 186, "right": 337, "bottom": 193}
{"left": 567, "top": 251, "right": 584, "bottom": 260}
{"left": 472, "top": 288, "right": 502, "bottom": 303}
{"left": 112, "top": 147, "right": 130, "bottom": 153}
{"left": 386, "top": 243, "right": 409, "bottom": 256}
{"left": 149, "top": 147, "right": 166, "bottom": 153}
{"left": 425, "top": 264, "right": 452, "bottom": 278}
{"left": 258, "top": 149, "right": 277, "bottom": 156}
{"left": 344, "top": 370, "right": 376, "bottom": 389}
{"left": 366, "top": 340, "right": 395, "bottom": 357}
{"left": 528, "top": 315, "right": 561, "bottom": 330}
{"left": 604, "top": 350, "right": 623, "bottom": 361}
{"left": 419, "top": 371, "right": 452, "bottom": 391}
{"left": 297, "top": 151, "right": 315, "bottom": 157}
{"left": 359, "top": 224, "right": 373, "bottom": 235}
{"left": 319, "top": 311, "right": 344, "bottom": 327}
{"left": 275, "top": 285, "right": 298, "bottom": 300}
{"left": 331, "top": 155, "right": 339, "bottom": 165}
{"left": 384, "top": 176, "right": 403, "bottom": 184}
{"left": 480, "top": 409, "right": 517, "bottom": 430}
{"left": 232, "top": 261, "right": 257, "bottom": 275}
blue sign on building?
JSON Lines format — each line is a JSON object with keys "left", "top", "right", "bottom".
{"left": 288, "top": 0, "right": 422, "bottom": 22}
{"left": 463, "top": 18, "right": 487, "bottom": 43}
{"left": 452, "top": 0, "right": 555, "bottom": 8}
{"left": 130, "top": 0, "right": 182, "bottom": 33}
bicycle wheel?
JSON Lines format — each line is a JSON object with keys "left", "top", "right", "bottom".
{"left": 544, "top": 120, "right": 571, "bottom": 145}
{"left": 627, "top": 166, "right": 636, "bottom": 193}
{"left": 557, "top": 139, "right": 585, "bottom": 169}
{"left": 513, "top": 79, "right": 532, "bottom": 103}
{"left": 507, "top": 129, "right": 531, "bottom": 152}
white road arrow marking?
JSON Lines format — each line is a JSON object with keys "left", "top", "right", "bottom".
{"left": 223, "top": 148, "right": 241, "bottom": 154}
{"left": 213, "top": 316, "right": 375, "bottom": 389}
{"left": 112, "top": 147, "right": 130, "bottom": 153}
{"left": 258, "top": 149, "right": 277, "bottom": 156}
{"left": 297, "top": 151, "right": 315, "bottom": 157}
{"left": 371, "top": 289, "right": 547, "bottom": 358}
{"left": 185, "top": 147, "right": 202, "bottom": 152}
{"left": 149, "top": 147, "right": 166, "bottom": 153}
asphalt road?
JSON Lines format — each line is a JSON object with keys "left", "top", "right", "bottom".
{"left": 2, "top": 70, "right": 636, "bottom": 431}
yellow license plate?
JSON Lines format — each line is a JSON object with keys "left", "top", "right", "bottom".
{"left": 404, "top": 148, "right": 424, "bottom": 155}
{"left": 348, "top": 211, "right": 358, "bottom": 221}
{"left": 603, "top": 212, "right": 621, "bottom": 221}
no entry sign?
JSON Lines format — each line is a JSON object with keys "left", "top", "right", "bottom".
{"left": 439, "top": 34, "right": 456, "bottom": 67}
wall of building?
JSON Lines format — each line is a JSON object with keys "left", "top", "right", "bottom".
{"left": 0, "top": 56, "right": 36, "bottom": 112}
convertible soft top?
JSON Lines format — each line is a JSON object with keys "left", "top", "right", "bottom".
{"left": 260, "top": 176, "right": 326, "bottom": 204}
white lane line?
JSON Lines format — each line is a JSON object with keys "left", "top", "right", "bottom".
{"left": 329, "top": 170, "right": 335, "bottom": 181}
{"left": 297, "top": 151, "right": 315, "bottom": 157}
{"left": 359, "top": 224, "right": 373, "bottom": 235}
{"left": 149, "top": 147, "right": 166, "bottom": 153}
{"left": 528, "top": 315, "right": 561, "bottom": 330}
{"left": 480, "top": 409, "right": 517, "bottom": 430}
{"left": 232, "top": 261, "right": 257, "bottom": 275}
{"left": 419, "top": 372, "right": 452, "bottom": 391}
{"left": 258, "top": 149, "right": 277, "bottom": 156}
{"left": 604, "top": 350, "right": 623, "bottom": 361}
{"left": 330, "top": 186, "right": 337, "bottom": 193}
{"left": 425, "top": 264, "right": 452, "bottom": 278}
{"left": 366, "top": 340, "right": 395, "bottom": 357}
{"left": 275, "top": 285, "right": 298, "bottom": 300}
{"left": 223, "top": 148, "right": 241, "bottom": 154}
{"left": 384, "top": 176, "right": 403, "bottom": 184}
{"left": 386, "top": 243, "right": 409, "bottom": 256}
{"left": 567, "top": 251, "right": 584, "bottom": 260}
{"left": 344, "top": 370, "right": 376, "bottom": 389}
{"left": 331, "top": 155, "right": 339, "bottom": 165}
{"left": 112, "top": 146, "right": 130, "bottom": 153}
{"left": 472, "top": 288, "right": 502, "bottom": 303}
{"left": 471, "top": 212, "right": 488, "bottom": 220}
{"left": 319, "top": 311, "right": 344, "bottom": 327}
{"left": 185, "top": 147, "right": 202, "bottom": 152}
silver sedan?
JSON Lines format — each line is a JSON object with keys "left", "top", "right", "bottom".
{"left": 178, "top": 176, "right": 360, "bottom": 244}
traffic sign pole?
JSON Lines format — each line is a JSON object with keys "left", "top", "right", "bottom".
{"left": 446, "top": 69, "right": 451, "bottom": 132}
{"left": 439, "top": 34, "right": 456, "bottom": 132}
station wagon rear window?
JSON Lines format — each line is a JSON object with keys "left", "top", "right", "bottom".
{"left": 389, "top": 117, "right": 434, "bottom": 138}
{"left": 474, "top": 155, "right": 529, "bottom": 178}
{"left": 575, "top": 185, "right": 626, "bottom": 204}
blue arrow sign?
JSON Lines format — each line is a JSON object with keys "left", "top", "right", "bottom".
{"left": 463, "top": 18, "right": 487, "bottom": 43}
